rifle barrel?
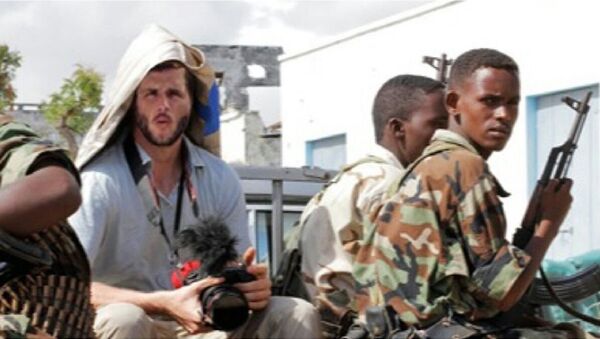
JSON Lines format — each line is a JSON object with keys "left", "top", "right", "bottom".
{"left": 556, "top": 91, "right": 592, "bottom": 178}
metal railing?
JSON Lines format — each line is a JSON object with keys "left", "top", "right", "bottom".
{"left": 233, "top": 165, "right": 335, "bottom": 272}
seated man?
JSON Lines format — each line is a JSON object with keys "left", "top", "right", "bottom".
{"left": 357, "top": 48, "right": 589, "bottom": 338}
{"left": 0, "top": 114, "right": 94, "bottom": 338}
{"left": 300, "top": 74, "right": 447, "bottom": 337}
{"left": 69, "top": 24, "right": 320, "bottom": 338}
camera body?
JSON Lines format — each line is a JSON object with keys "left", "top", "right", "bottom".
{"left": 175, "top": 218, "right": 256, "bottom": 331}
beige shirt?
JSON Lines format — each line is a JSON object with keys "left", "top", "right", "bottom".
{"left": 300, "top": 144, "right": 405, "bottom": 315}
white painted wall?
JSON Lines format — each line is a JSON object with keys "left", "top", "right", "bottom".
{"left": 280, "top": 0, "right": 600, "bottom": 254}
{"left": 220, "top": 110, "right": 246, "bottom": 165}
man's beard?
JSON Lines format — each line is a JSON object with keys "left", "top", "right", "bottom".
{"left": 135, "top": 112, "right": 189, "bottom": 147}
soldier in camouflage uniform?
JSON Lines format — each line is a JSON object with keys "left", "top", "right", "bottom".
{"left": 354, "top": 49, "right": 592, "bottom": 338}
{"left": 0, "top": 115, "right": 94, "bottom": 338}
{"left": 299, "top": 75, "right": 448, "bottom": 337}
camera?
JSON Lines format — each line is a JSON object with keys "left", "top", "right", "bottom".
{"left": 198, "top": 266, "right": 255, "bottom": 331}
{"left": 175, "top": 218, "right": 256, "bottom": 331}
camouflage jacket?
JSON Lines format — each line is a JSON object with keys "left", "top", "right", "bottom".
{"left": 300, "top": 145, "right": 405, "bottom": 319}
{"left": 354, "top": 130, "right": 532, "bottom": 327}
{"left": 0, "top": 115, "right": 95, "bottom": 338}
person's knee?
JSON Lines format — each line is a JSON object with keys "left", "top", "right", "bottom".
{"left": 268, "top": 296, "right": 321, "bottom": 336}
{"left": 94, "top": 303, "right": 153, "bottom": 338}
{"left": 285, "top": 297, "right": 320, "bottom": 323}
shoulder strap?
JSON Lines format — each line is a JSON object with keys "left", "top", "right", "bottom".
{"left": 123, "top": 133, "right": 162, "bottom": 228}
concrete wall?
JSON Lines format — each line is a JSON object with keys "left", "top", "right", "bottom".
{"left": 280, "top": 0, "right": 600, "bottom": 253}
{"left": 220, "top": 109, "right": 281, "bottom": 166}
{"left": 199, "top": 45, "right": 283, "bottom": 166}
{"left": 199, "top": 45, "right": 283, "bottom": 112}
{"left": 9, "top": 110, "right": 61, "bottom": 143}
{"left": 244, "top": 111, "right": 281, "bottom": 167}
{"left": 220, "top": 110, "right": 246, "bottom": 165}
{"left": 7, "top": 104, "right": 86, "bottom": 150}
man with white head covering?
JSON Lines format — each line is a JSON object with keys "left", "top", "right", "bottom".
{"left": 69, "top": 24, "right": 320, "bottom": 338}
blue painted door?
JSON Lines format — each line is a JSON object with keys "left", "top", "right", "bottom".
{"left": 306, "top": 134, "right": 347, "bottom": 170}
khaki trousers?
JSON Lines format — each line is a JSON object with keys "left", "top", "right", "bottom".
{"left": 94, "top": 296, "right": 321, "bottom": 339}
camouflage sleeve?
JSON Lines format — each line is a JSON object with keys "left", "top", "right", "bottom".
{"left": 455, "top": 173, "right": 531, "bottom": 310}
{"left": 354, "top": 181, "right": 445, "bottom": 325}
{"left": 0, "top": 120, "right": 78, "bottom": 188}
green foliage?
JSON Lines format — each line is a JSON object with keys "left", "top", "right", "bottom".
{"left": 0, "top": 44, "right": 22, "bottom": 113}
{"left": 42, "top": 64, "right": 103, "bottom": 134}
{"left": 41, "top": 65, "right": 103, "bottom": 157}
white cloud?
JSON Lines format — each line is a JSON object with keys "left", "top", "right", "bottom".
{"left": 242, "top": 0, "right": 296, "bottom": 14}
{"left": 0, "top": 1, "right": 427, "bottom": 103}
{"left": 236, "top": 15, "right": 319, "bottom": 51}
{"left": 0, "top": 2, "right": 36, "bottom": 30}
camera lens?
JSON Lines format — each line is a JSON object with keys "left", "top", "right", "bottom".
{"left": 201, "top": 285, "right": 250, "bottom": 331}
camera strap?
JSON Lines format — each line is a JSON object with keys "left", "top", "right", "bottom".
{"left": 123, "top": 133, "right": 196, "bottom": 267}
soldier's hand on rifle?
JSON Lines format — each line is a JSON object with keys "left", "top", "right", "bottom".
{"left": 537, "top": 178, "right": 573, "bottom": 238}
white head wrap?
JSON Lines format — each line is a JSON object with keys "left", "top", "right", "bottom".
{"left": 76, "top": 24, "right": 218, "bottom": 169}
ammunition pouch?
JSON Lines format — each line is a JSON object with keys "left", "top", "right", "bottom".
{"left": 340, "top": 322, "right": 420, "bottom": 339}
{"left": 0, "top": 223, "right": 95, "bottom": 338}
{"left": 342, "top": 307, "right": 505, "bottom": 339}
{"left": 422, "top": 316, "right": 502, "bottom": 339}
{"left": 363, "top": 306, "right": 407, "bottom": 338}
{"left": 339, "top": 306, "right": 420, "bottom": 339}
{"left": 0, "top": 229, "right": 52, "bottom": 285}
{"left": 320, "top": 308, "right": 357, "bottom": 339}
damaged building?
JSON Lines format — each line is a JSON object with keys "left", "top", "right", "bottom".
{"left": 198, "top": 45, "right": 283, "bottom": 167}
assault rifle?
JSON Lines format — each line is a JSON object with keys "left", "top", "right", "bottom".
{"left": 422, "top": 53, "right": 453, "bottom": 83}
{"left": 513, "top": 91, "right": 591, "bottom": 247}
{"left": 511, "top": 91, "right": 600, "bottom": 326}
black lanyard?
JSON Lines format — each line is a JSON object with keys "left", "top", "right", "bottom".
{"left": 123, "top": 133, "right": 187, "bottom": 264}
{"left": 159, "top": 166, "right": 185, "bottom": 251}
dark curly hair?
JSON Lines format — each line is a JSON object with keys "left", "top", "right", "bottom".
{"left": 448, "top": 48, "right": 519, "bottom": 90}
{"left": 372, "top": 74, "right": 444, "bottom": 142}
